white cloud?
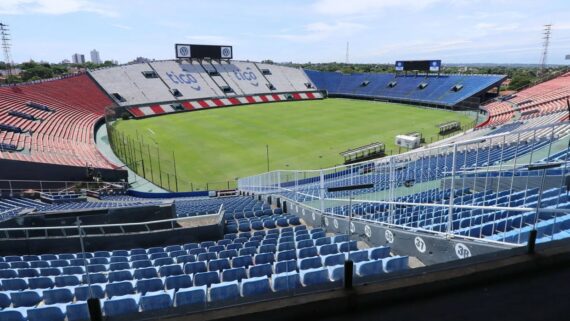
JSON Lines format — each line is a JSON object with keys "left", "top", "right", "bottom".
{"left": 112, "top": 24, "right": 131, "bottom": 30}
{"left": 185, "top": 35, "right": 233, "bottom": 45}
{"left": 272, "top": 21, "right": 366, "bottom": 43}
{"left": 476, "top": 22, "right": 520, "bottom": 32}
{"left": 312, "top": 0, "right": 441, "bottom": 16}
{"left": 0, "top": 0, "right": 117, "bottom": 16}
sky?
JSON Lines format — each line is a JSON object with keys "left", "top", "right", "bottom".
{"left": 1, "top": 0, "right": 570, "bottom": 65}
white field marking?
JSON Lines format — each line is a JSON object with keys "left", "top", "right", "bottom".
{"left": 147, "top": 128, "right": 155, "bottom": 135}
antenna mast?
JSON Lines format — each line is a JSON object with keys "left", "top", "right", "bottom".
{"left": 539, "top": 24, "right": 552, "bottom": 76}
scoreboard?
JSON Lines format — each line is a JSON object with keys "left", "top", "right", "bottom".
{"left": 175, "top": 44, "right": 233, "bottom": 59}
{"left": 395, "top": 60, "right": 441, "bottom": 72}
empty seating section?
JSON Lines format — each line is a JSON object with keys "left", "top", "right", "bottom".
{"left": 282, "top": 136, "right": 555, "bottom": 203}
{"left": 325, "top": 186, "right": 570, "bottom": 243}
{"left": 88, "top": 60, "right": 320, "bottom": 118}
{"left": 305, "top": 70, "right": 505, "bottom": 107}
{"left": 149, "top": 60, "right": 223, "bottom": 99}
{"left": 481, "top": 72, "right": 570, "bottom": 127}
{"left": 0, "top": 223, "right": 408, "bottom": 318}
{"left": 89, "top": 64, "right": 175, "bottom": 106}
{"left": 0, "top": 74, "right": 116, "bottom": 168}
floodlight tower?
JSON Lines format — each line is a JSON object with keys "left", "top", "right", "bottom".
{"left": 0, "top": 23, "right": 13, "bottom": 77}
{"left": 539, "top": 24, "right": 552, "bottom": 76}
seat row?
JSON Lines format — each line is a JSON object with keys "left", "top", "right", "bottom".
{"left": 0, "top": 256, "right": 408, "bottom": 320}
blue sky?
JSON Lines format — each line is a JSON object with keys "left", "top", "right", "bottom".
{"left": 1, "top": 0, "right": 570, "bottom": 64}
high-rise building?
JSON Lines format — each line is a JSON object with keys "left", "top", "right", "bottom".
{"left": 90, "top": 49, "right": 101, "bottom": 64}
{"left": 72, "top": 53, "right": 85, "bottom": 64}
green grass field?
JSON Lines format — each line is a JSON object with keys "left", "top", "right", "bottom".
{"left": 112, "top": 99, "right": 473, "bottom": 191}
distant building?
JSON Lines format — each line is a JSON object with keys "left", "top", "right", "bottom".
{"left": 130, "top": 57, "right": 151, "bottom": 64}
{"left": 72, "top": 53, "right": 85, "bottom": 64}
{"left": 61, "top": 59, "right": 71, "bottom": 64}
{"left": 90, "top": 49, "right": 101, "bottom": 64}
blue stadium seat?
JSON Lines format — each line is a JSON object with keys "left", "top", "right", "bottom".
{"left": 226, "top": 243, "right": 243, "bottom": 251}
{"left": 136, "top": 278, "right": 165, "bottom": 295}
{"left": 383, "top": 256, "right": 409, "bottom": 273}
{"left": 159, "top": 263, "right": 184, "bottom": 277}
{"left": 276, "top": 249, "right": 297, "bottom": 262}
{"left": 208, "top": 245, "right": 225, "bottom": 253}
{"left": 165, "top": 274, "right": 193, "bottom": 291}
{"left": 54, "top": 275, "right": 80, "bottom": 287}
{"left": 29, "top": 260, "right": 49, "bottom": 268}
{"left": 274, "top": 259, "right": 297, "bottom": 274}
{"left": 174, "top": 286, "right": 207, "bottom": 307}
{"left": 131, "top": 260, "right": 153, "bottom": 269}
{"left": 301, "top": 267, "right": 331, "bottom": 286}
{"left": 348, "top": 250, "right": 369, "bottom": 263}
{"left": 232, "top": 255, "right": 254, "bottom": 268}
{"left": 83, "top": 272, "right": 107, "bottom": 284}
{"left": 209, "top": 258, "right": 231, "bottom": 271}
{"left": 0, "top": 292, "right": 11, "bottom": 308}
{"left": 184, "top": 261, "right": 207, "bottom": 275}
{"left": 28, "top": 276, "right": 54, "bottom": 290}
{"left": 258, "top": 244, "right": 277, "bottom": 254}
{"left": 10, "top": 290, "right": 42, "bottom": 307}
{"left": 209, "top": 281, "right": 240, "bottom": 302}
{"left": 105, "top": 280, "right": 135, "bottom": 298}
{"left": 18, "top": 268, "right": 39, "bottom": 278}
{"left": 298, "top": 256, "right": 323, "bottom": 270}
{"left": 43, "top": 288, "right": 74, "bottom": 304}
{"left": 103, "top": 294, "right": 141, "bottom": 317}
{"left": 197, "top": 252, "right": 217, "bottom": 262}
{"left": 238, "top": 247, "right": 257, "bottom": 257}
{"left": 28, "top": 304, "right": 67, "bottom": 321}
{"left": 133, "top": 267, "right": 159, "bottom": 280}
{"left": 50, "top": 259, "right": 70, "bottom": 268}
{"left": 318, "top": 244, "right": 339, "bottom": 256}
{"left": 221, "top": 267, "right": 247, "bottom": 282}
{"left": 0, "top": 269, "right": 17, "bottom": 278}
{"left": 355, "top": 260, "right": 384, "bottom": 277}
{"left": 254, "top": 252, "right": 275, "bottom": 265}
{"left": 62, "top": 266, "right": 84, "bottom": 275}
{"left": 297, "top": 246, "right": 318, "bottom": 259}
{"left": 150, "top": 252, "right": 169, "bottom": 260}
{"left": 322, "top": 253, "right": 346, "bottom": 267}
{"left": 86, "top": 264, "right": 106, "bottom": 273}
{"left": 338, "top": 241, "right": 358, "bottom": 252}
{"left": 2, "top": 278, "right": 28, "bottom": 291}
{"left": 0, "top": 307, "right": 28, "bottom": 321}
{"left": 109, "top": 262, "right": 130, "bottom": 271}
{"left": 153, "top": 257, "right": 175, "bottom": 267}
{"left": 140, "top": 290, "right": 174, "bottom": 311}
{"left": 249, "top": 263, "right": 273, "bottom": 278}
{"left": 169, "top": 250, "right": 188, "bottom": 258}
{"left": 176, "top": 255, "right": 197, "bottom": 264}
{"left": 277, "top": 242, "right": 295, "bottom": 252}
{"left": 314, "top": 236, "right": 331, "bottom": 246}
{"left": 74, "top": 284, "right": 105, "bottom": 301}
{"left": 110, "top": 256, "right": 129, "bottom": 263}
{"left": 241, "top": 276, "right": 271, "bottom": 297}
{"left": 108, "top": 270, "right": 133, "bottom": 283}
{"left": 194, "top": 271, "right": 220, "bottom": 287}
{"left": 183, "top": 243, "right": 200, "bottom": 251}
{"left": 218, "top": 249, "right": 238, "bottom": 259}
{"left": 272, "top": 271, "right": 302, "bottom": 292}
{"left": 66, "top": 302, "right": 90, "bottom": 321}
{"left": 112, "top": 250, "right": 130, "bottom": 257}
{"left": 368, "top": 246, "right": 390, "bottom": 260}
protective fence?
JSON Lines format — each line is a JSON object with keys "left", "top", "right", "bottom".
{"left": 239, "top": 122, "right": 570, "bottom": 246}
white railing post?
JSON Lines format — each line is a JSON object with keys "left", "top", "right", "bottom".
{"left": 447, "top": 143, "right": 458, "bottom": 233}
{"left": 319, "top": 169, "right": 325, "bottom": 213}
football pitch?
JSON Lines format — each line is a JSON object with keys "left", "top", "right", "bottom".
{"left": 112, "top": 99, "right": 474, "bottom": 191}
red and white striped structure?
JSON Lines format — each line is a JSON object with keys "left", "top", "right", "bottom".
{"left": 128, "top": 92, "right": 324, "bottom": 118}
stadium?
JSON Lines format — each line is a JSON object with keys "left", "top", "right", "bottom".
{"left": 0, "top": 3, "right": 570, "bottom": 321}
